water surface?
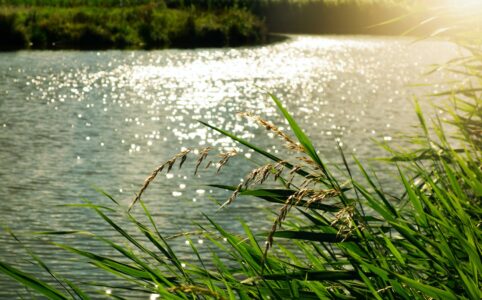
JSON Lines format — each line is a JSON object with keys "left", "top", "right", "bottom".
{"left": 0, "top": 35, "right": 457, "bottom": 297}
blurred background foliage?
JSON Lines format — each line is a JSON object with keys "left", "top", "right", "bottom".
{"left": 0, "top": 0, "right": 450, "bottom": 50}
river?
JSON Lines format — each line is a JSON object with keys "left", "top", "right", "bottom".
{"left": 0, "top": 35, "right": 457, "bottom": 298}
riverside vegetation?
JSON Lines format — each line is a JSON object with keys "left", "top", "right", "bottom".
{"left": 0, "top": 3, "right": 266, "bottom": 50}
{"left": 0, "top": 2, "right": 481, "bottom": 300}
{"left": 0, "top": 0, "right": 437, "bottom": 51}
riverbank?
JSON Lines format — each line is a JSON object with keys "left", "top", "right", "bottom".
{"left": 0, "top": 4, "right": 266, "bottom": 50}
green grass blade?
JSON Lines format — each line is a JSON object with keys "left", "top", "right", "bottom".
{"left": 256, "top": 270, "right": 359, "bottom": 281}
{"left": 269, "top": 93, "right": 327, "bottom": 173}
{"left": 0, "top": 261, "right": 68, "bottom": 300}
{"left": 394, "top": 273, "right": 458, "bottom": 300}
{"left": 272, "top": 231, "right": 358, "bottom": 243}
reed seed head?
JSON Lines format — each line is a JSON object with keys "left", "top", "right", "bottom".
{"left": 129, "top": 148, "right": 191, "bottom": 211}
{"left": 238, "top": 112, "right": 305, "bottom": 153}
{"left": 217, "top": 149, "right": 238, "bottom": 173}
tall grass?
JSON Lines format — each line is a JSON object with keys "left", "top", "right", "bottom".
{"left": 0, "top": 2, "right": 481, "bottom": 299}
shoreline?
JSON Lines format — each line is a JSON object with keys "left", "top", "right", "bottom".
{"left": 0, "top": 33, "right": 289, "bottom": 52}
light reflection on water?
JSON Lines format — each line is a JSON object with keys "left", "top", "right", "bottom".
{"left": 0, "top": 35, "right": 457, "bottom": 297}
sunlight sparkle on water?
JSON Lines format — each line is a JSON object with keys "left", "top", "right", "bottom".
{"left": 150, "top": 294, "right": 160, "bottom": 300}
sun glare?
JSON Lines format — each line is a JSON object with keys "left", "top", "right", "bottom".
{"left": 444, "top": 0, "right": 482, "bottom": 13}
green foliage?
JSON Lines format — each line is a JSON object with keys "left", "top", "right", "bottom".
{"left": 0, "top": 261, "right": 69, "bottom": 299}
{"left": 0, "top": 4, "right": 266, "bottom": 50}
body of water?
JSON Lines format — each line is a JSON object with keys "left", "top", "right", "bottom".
{"left": 0, "top": 35, "right": 457, "bottom": 297}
